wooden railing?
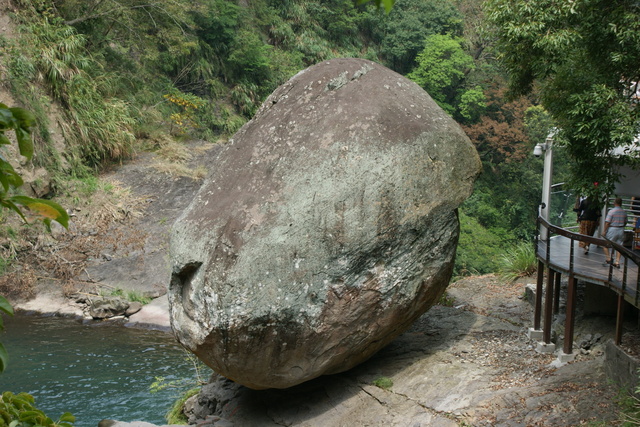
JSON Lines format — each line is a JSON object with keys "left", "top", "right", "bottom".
{"left": 535, "top": 216, "right": 640, "bottom": 349}
{"left": 537, "top": 216, "right": 640, "bottom": 304}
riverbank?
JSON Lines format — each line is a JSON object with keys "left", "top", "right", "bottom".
{"left": 9, "top": 273, "right": 630, "bottom": 426}
{"left": 13, "top": 291, "right": 173, "bottom": 332}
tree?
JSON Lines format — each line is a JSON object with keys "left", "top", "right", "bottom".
{"left": 462, "top": 84, "right": 530, "bottom": 164}
{"left": 408, "top": 33, "right": 485, "bottom": 120}
{"left": 485, "top": 0, "right": 640, "bottom": 199}
{"left": 364, "top": 0, "right": 463, "bottom": 74}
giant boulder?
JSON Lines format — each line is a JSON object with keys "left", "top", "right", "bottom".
{"left": 169, "top": 58, "right": 481, "bottom": 389}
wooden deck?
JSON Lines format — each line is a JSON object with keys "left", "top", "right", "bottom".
{"left": 537, "top": 235, "right": 640, "bottom": 306}
{"left": 534, "top": 217, "right": 640, "bottom": 352}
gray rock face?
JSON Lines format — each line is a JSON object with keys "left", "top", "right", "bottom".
{"left": 169, "top": 58, "right": 481, "bottom": 389}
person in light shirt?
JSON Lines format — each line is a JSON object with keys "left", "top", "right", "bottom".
{"left": 602, "top": 197, "right": 628, "bottom": 268}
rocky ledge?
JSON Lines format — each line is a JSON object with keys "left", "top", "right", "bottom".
{"left": 14, "top": 292, "right": 172, "bottom": 332}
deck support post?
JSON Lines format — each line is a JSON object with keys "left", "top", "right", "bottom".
{"left": 534, "top": 260, "right": 544, "bottom": 330}
{"left": 543, "top": 268, "right": 555, "bottom": 344}
{"left": 616, "top": 294, "right": 625, "bottom": 346}
{"left": 563, "top": 275, "right": 577, "bottom": 354}
{"left": 553, "top": 271, "right": 561, "bottom": 314}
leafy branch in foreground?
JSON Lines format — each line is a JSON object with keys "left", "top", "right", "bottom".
{"left": 0, "top": 391, "right": 75, "bottom": 427}
{"left": 0, "top": 295, "right": 13, "bottom": 374}
{"left": 0, "top": 103, "right": 69, "bottom": 230}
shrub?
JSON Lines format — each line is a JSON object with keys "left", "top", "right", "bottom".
{"left": 498, "top": 242, "right": 537, "bottom": 282}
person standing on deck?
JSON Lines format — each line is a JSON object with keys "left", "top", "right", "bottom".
{"left": 574, "top": 197, "right": 600, "bottom": 255}
{"left": 602, "top": 197, "right": 628, "bottom": 268}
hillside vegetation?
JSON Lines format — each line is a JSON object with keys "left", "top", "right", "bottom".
{"left": 0, "top": 0, "right": 559, "bottom": 279}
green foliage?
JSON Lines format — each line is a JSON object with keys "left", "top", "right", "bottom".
{"left": 455, "top": 210, "right": 505, "bottom": 276}
{"left": 371, "top": 0, "right": 464, "bottom": 74}
{"left": 485, "top": 0, "right": 640, "bottom": 199}
{"left": 150, "top": 351, "right": 209, "bottom": 395}
{"left": 152, "top": 351, "right": 211, "bottom": 424}
{"left": 462, "top": 158, "right": 542, "bottom": 242}
{"left": 165, "top": 387, "right": 200, "bottom": 425}
{"left": 523, "top": 106, "right": 553, "bottom": 147}
{"left": 498, "top": 241, "right": 537, "bottom": 282}
{"left": 195, "top": 0, "right": 241, "bottom": 61}
{"left": 616, "top": 381, "right": 640, "bottom": 426}
{"left": 0, "top": 391, "right": 75, "bottom": 427}
{"left": 228, "top": 30, "right": 274, "bottom": 84}
{"left": 0, "top": 295, "right": 14, "bottom": 374}
{"left": 437, "top": 292, "right": 455, "bottom": 307}
{"left": 356, "top": 0, "right": 395, "bottom": 13}
{"left": 408, "top": 33, "right": 483, "bottom": 119}
{"left": 104, "top": 288, "right": 152, "bottom": 305}
{"left": 6, "top": 16, "right": 136, "bottom": 168}
{"left": 458, "top": 86, "right": 486, "bottom": 122}
{"left": 372, "top": 376, "right": 393, "bottom": 389}
{"left": 61, "top": 75, "right": 136, "bottom": 166}
{"left": 0, "top": 104, "right": 69, "bottom": 230}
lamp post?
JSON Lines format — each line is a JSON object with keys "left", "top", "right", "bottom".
{"left": 535, "top": 131, "right": 556, "bottom": 240}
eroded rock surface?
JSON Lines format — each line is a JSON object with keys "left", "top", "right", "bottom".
{"left": 169, "top": 58, "right": 481, "bottom": 389}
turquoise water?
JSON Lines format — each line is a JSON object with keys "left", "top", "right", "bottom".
{"left": 0, "top": 314, "right": 201, "bottom": 427}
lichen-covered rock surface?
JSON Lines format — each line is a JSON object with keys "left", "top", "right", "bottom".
{"left": 169, "top": 58, "right": 481, "bottom": 389}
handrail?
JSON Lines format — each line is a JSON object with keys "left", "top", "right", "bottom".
{"left": 538, "top": 215, "right": 640, "bottom": 265}
{"left": 537, "top": 216, "right": 610, "bottom": 248}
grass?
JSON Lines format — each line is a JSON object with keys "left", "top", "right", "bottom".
{"left": 102, "top": 287, "right": 152, "bottom": 305}
{"left": 498, "top": 242, "right": 537, "bottom": 282}
{"left": 372, "top": 376, "right": 393, "bottom": 390}
{"left": 165, "top": 387, "right": 200, "bottom": 425}
{"left": 617, "top": 382, "right": 640, "bottom": 426}
{"left": 438, "top": 291, "right": 455, "bottom": 307}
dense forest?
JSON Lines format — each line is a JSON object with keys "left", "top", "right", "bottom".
{"left": 0, "top": 0, "right": 560, "bottom": 276}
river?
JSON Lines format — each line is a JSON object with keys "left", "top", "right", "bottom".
{"left": 0, "top": 314, "right": 206, "bottom": 427}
